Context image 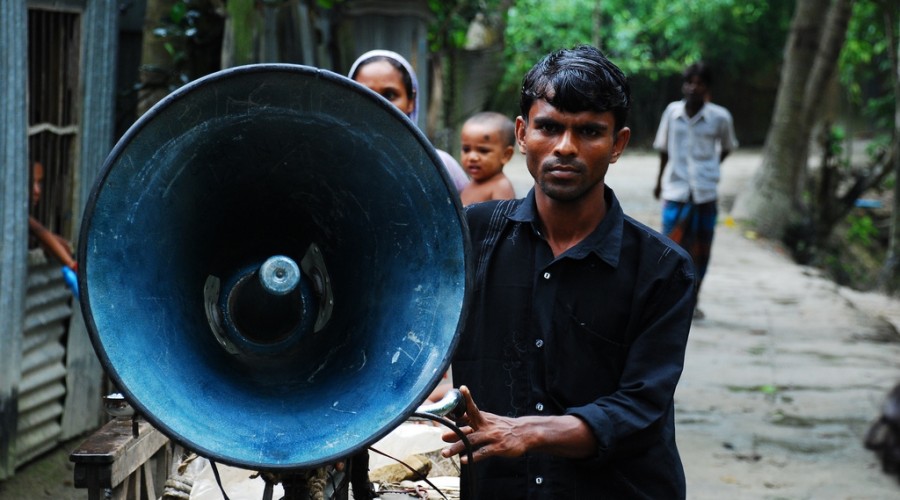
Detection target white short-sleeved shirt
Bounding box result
[653,100,738,204]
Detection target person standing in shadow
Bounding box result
[28,161,78,296]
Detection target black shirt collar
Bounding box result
[508,187,623,268]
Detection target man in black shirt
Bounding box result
[441,45,696,499]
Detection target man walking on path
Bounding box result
[653,62,737,319]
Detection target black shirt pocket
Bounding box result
[544,312,627,409]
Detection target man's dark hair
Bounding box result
[683,62,713,87]
[519,45,631,132]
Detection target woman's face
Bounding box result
[353,60,415,117]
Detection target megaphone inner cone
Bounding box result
[228,270,309,344]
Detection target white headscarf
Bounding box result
[348,50,420,123]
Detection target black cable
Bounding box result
[411,411,477,500]
[209,461,232,500]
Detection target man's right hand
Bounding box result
[440,386,530,464]
[440,386,598,463]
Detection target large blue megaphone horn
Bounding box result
[77,64,471,472]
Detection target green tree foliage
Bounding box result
[498,0,793,101]
[813,0,899,291]
[428,0,479,51]
[142,0,223,95]
[840,0,896,131]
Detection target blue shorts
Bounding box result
[662,200,717,284]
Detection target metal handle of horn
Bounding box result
[411,388,464,420]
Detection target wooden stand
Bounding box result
[70,417,173,500]
[69,417,352,499]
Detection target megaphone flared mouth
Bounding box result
[78,64,471,471]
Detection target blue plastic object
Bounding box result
[61,265,79,298]
[77,64,471,472]
[854,199,883,209]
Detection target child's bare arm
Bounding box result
[491,174,516,201]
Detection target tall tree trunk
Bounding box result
[799,0,853,194]
[733,0,852,240]
[882,1,900,292]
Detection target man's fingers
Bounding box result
[441,387,489,461]
[441,425,473,444]
[441,441,467,459]
[459,385,484,429]
[442,439,487,464]
[442,422,481,460]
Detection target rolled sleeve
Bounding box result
[566,255,695,462]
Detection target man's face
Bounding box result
[682,75,708,105]
[516,99,629,202]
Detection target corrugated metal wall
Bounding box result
[15,250,72,467]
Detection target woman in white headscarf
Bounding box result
[349,50,470,193]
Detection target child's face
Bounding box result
[353,60,415,117]
[460,122,514,182]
